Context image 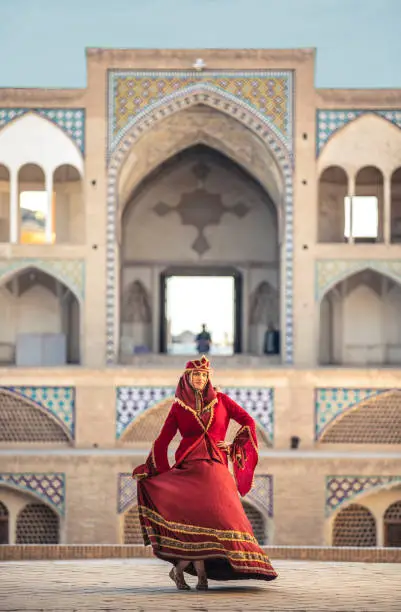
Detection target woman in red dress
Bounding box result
[132,356,278,590]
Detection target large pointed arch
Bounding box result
[116,124,285,242]
[106,86,294,365]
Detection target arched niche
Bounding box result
[0,266,80,366]
[120,279,152,359]
[0,500,9,544]
[249,281,279,355]
[53,164,84,244]
[319,269,401,366]
[0,388,72,445]
[332,503,376,547]
[16,502,59,544]
[320,390,401,444]
[384,500,401,547]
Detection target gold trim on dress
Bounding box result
[138,505,258,543]
[156,550,278,575]
[148,533,271,562]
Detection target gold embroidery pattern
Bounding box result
[138,505,258,544]
[156,550,277,575]
[149,533,271,562]
[234,425,258,454]
[174,397,218,430]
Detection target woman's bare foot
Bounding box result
[196,572,209,591]
[169,567,191,590]
[193,560,208,590]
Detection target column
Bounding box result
[384,174,391,244]
[241,267,249,353]
[152,265,160,353]
[9,169,18,243]
[347,174,355,244]
[45,171,53,243]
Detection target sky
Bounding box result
[0,0,400,89]
[166,276,234,342]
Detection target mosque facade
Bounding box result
[0,48,400,550]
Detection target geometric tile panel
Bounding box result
[223,388,274,444]
[3,387,75,438]
[0,258,85,300]
[116,387,274,441]
[118,472,273,516]
[0,473,65,515]
[315,388,389,440]
[246,474,274,518]
[116,387,175,439]
[109,71,294,155]
[106,71,294,366]
[0,108,85,153]
[118,473,137,514]
[317,109,401,155]
[315,259,401,301]
[325,475,401,516]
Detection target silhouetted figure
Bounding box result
[196,324,212,354]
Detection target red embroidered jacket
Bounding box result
[132,392,258,496]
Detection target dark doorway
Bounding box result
[385,522,401,547]
[160,268,242,355]
[0,501,9,544]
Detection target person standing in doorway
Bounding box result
[196,324,212,354]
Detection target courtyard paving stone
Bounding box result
[0,558,400,611]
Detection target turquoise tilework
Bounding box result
[326,475,401,516]
[4,387,75,439]
[116,387,274,442]
[317,109,401,155]
[0,108,85,153]
[315,388,388,440]
[0,472,65,515]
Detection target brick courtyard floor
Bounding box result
[0,558,400,611]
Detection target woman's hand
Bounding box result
[217,441,231,455]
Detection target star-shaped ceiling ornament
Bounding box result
[153,188,250,256]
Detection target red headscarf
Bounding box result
[175,355,217,413]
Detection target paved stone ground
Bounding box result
[0,558,400,611]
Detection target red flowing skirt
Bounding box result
[137,453,278,582]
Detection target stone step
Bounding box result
[119,354,281,369]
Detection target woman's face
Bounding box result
[191,370,208,390]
